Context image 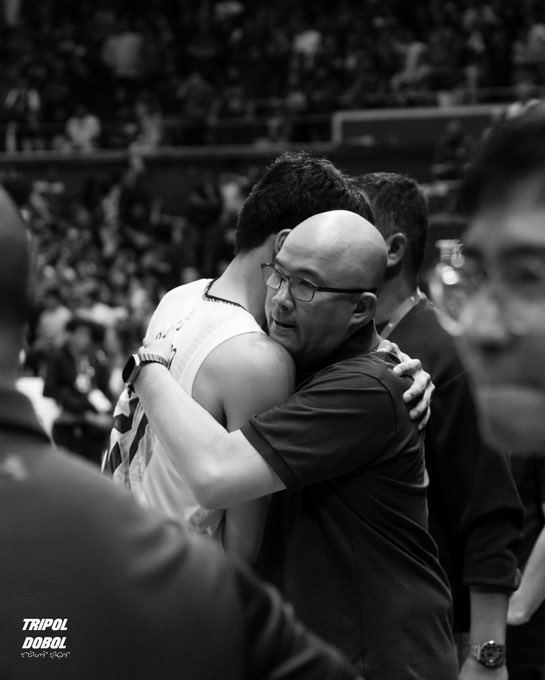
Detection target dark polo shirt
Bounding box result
[241,330,458,680]
[0,388,358,680]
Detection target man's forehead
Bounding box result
[274,247,322,280]
[465,200,545,256]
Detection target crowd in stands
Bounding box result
[1,0,545,149]
[4,157,251,423]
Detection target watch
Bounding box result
[122,352,170,393]
[470,641,506,669]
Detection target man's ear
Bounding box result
[385,232,408,268]
[350,292,377,329]
[274,229,292,255]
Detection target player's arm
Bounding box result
[194,333,295,561]
[134,333,290,509]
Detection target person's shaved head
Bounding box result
[0,186,31,328]
[282,209,387,291]
[266,210,386,368]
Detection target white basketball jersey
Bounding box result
[107,278,264,540]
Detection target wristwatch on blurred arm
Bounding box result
[122,352,169,394]
[470,641,506,669]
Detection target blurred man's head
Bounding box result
[263,210,386,368]
[0,186,31,385]
[234,151,372,256]
[356,172,428,282]
[453,108,545,452]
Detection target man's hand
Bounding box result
[507,590,532,626]
[378,338,434,430]
[459,655,508,680]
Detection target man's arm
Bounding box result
[507,504,545,625]
[134,347,288,510]
[135,327,431,511]
[460,590,508,680]
[193,332,295,561]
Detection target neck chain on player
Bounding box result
[203,279,247,310]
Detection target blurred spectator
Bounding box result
[130,94,163,153]
[176,70,215,145]
[43,316,114,465]
[210,67,254,144]
[101,15,146,86]
[431,119,474,181]
[506,76,542,118]
[65,104,102,151]
[3,75,42,151]
[186,167,223,275]
[26,289,71,377]
[391,32,431,101]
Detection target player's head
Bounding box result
[355,172,428,280]
[234,151,373,255]
[264,210,386,368]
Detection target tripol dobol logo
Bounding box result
[21,619,70,659]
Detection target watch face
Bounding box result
[480,642,505,668]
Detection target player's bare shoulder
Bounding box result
[207,331,295,387]
[193,330,295,423]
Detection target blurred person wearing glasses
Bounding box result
[357,172,522,680]
[125,209,458,680]
[105,152,431,564]
[430,108,545,680]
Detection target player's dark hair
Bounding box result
[235,151,373,254]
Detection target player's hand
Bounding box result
[378,339,434,430]
[140,325,176,363]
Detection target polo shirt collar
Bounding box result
[0,387,50,441]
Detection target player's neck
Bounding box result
[210,253,268,326]
[375,271,418,326]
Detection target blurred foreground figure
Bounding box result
[359,172,522,680]
[0,186,360,679]
[430,107,545,455]
[430,107,545,680]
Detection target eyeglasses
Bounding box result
[261,262,376,303]
[427,248,545,334]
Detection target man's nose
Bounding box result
[272,278,293,308]
[460,289,515,350]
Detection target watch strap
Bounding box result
[125,352,170,394]
[138,352,170,369]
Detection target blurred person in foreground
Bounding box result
[430,107,545,680]
[357,172,522,680]
[0,186,361,680]
[127,209,458,680]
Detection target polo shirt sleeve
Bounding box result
[240,364,406,490]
